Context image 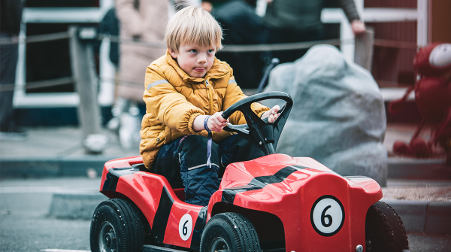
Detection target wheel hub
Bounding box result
[99,221,117,251]
[104,232,115,247]
[210,237,229,252]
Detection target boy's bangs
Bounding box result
[181,25,220,49]
[165,6,223,52]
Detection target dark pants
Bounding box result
[267,27,325,64]
[153,134,265,206]
[0,32,19,131]
[212,1,269,45]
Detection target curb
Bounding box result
[0,156,125,178]
[384,200,451,234]
[388,158,451,180]
[49,192,107,220]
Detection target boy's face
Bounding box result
[170,43,216,78]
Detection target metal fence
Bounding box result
[0,27,417,92]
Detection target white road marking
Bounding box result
[0,187,98,193]
[40,250,90,252]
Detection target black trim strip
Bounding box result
[249,166,304,187]
[102,167,138,191]
[221,189,239,204]
[221,185,260,204]
[190,206,208,249]
[221,165,308,204]
[152,186,175,243]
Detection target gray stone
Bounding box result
[265,44,387,186]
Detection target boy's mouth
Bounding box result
[194,68,205,72]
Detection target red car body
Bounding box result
[99,152,382,251]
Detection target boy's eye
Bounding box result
[189,49,197,54]
[208,49,215,54]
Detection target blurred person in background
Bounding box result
[96,7,120,69]
[0,0,25,140]
[113,0,170,149]
[201,0,366,85]
[111,0,198,149]
[263,0,366,63]
[201,0,267,89]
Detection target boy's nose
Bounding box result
[198,54,207,63]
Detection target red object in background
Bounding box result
[388,43,451,165]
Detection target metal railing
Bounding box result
[0,27,419,92]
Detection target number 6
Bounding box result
[321,205,332,227]
[310,195,345,237]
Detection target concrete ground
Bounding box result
[0,126,138,159]
[383,178,451,202]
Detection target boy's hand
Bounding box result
[208,112,228,132]
[261,105,281,123]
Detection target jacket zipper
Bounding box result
[206,79,213,115]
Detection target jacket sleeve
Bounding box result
[115,0,144,37]
[222,76,269,125]
[144,67,204,134]
[339,0,361,23]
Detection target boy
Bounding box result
[140,6,280,206]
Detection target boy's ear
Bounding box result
[169,49,178,59]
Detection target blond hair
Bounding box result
[164,6,223,53]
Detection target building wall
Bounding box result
[431,0,451,43]
[364,0,418,87]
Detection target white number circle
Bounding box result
[310,196,345,236]
[179,214,193,241]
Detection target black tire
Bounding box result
[365,201,409,252]
[90,198,145,252]
[200,212,261,252]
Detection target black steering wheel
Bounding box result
[222,91,293,155]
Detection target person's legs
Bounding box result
[268,28,325,64]
[217,134,266,174]
[152,134,266,206]
[107,97,141,149]
[178,134,266,205]
[153,135,221,206]
[0,33,25,140]
[178,136,221,206]
[212,1,268,45]
[212,1,271,89]
[152,136,185,189]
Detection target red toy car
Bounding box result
[90,92,409,252]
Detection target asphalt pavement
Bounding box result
[1,177,450,252]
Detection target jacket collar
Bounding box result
[165,50,229,84]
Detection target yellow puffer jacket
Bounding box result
[140,51,269,170]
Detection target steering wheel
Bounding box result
[222,91,293,155]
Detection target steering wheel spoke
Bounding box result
[225,123,249,134]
